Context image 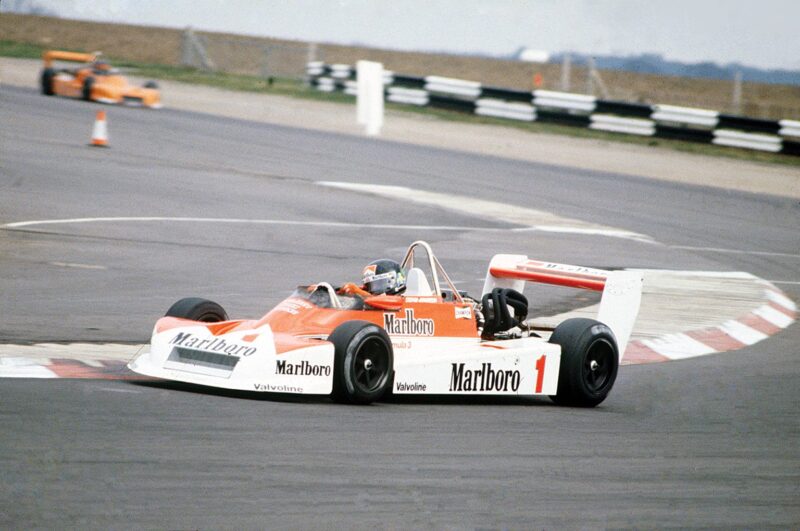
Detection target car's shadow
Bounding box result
[128,379,555,407]
[128,379,319,403]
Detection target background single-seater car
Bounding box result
[40,50,161,108]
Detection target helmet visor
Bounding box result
[364,271,396,294]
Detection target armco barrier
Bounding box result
[651,105,719,128]
[533,90,596,113]
[388,87,428,106]
[590,115,655,136]
[712,130,782,152]
[306,63,800,156]
[425,76,482,98]
[476,99,536,121]
[778,119,800,138]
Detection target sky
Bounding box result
[6,0,800,70]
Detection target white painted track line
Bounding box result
[669,245,800,259]
[317,181,656,243]
[2,217,503,233]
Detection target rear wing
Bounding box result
[43,50,97,68]
[482,254,642,358]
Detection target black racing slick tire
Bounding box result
[82,76,95,101]
[328,320,393,405]
[41,68,56,95]
[144,80,159,89]
[165,297,228,322]
[548,318,619,407]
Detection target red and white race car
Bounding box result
[129,241,642,407]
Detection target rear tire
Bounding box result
[165,297,228,322]
[144,80,159,89]
[328,320,393,405]
[41,68,56,95]
[82,76,95,101]
[548,318,618,407]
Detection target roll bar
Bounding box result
[400,241,463,303]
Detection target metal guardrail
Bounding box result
[712,130,782,152]
[475,99,536,121]
[590,115,656,136]
[533,90,596,113]
[651,105,719,128]
[778,119,800,138]
[306,62,800,156]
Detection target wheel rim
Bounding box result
[352,336,389,393]
[582,338,615,393]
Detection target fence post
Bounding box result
[181,27,215,71]
[732,71,742,115]
[591,65,609,99]
[561,54,571,92]
[307,42,318,64]
[260,46,270,78]
[181,27,193,67]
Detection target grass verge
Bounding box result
[0,40,46,59]
[2,40,797,167]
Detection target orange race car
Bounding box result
[40,50,161,108]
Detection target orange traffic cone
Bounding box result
[89,110,109,147]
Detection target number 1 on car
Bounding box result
[535,354,546,394]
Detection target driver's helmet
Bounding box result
[93,61,112,73]
[362,259,406,295]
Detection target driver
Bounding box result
[91,60,118,75]
[92,60,111,74]
[339,259,407,297]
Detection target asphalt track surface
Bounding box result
[1,85,799,528]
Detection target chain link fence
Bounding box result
[181,28,316,80]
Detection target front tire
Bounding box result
[41,68,55,95]
[548,318,618,407]
[165,297,228,322]
[82,76,95,101]
[328,320,393,405]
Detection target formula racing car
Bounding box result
[129,241,642,407]
[40,50,161,108]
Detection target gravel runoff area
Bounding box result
[2,57,798,199]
